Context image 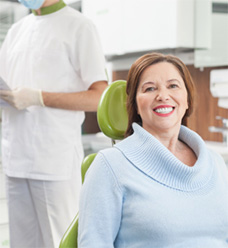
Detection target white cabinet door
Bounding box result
[194,1,228,67]
[82,0,208,56]
[82,0,124,55]
[121,0,179,53]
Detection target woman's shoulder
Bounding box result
[98,146,127,166]
[86,146,129,179]
[209,148,228,170]
[83,147,126,193]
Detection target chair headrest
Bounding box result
[97,80,128,140]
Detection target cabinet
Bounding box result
[82,0,210,57]
[82,0,123,56]
[194,0,228,67]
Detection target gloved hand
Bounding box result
[0,87,45,110]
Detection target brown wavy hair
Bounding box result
[125,53,195,137]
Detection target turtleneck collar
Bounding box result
[32,0,66,16]
[115,123,214,192]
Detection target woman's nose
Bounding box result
[156,88,169,101]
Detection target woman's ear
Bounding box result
[186,98,189,110]
[136,103,140,115]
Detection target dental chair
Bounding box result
[59,80,128,248]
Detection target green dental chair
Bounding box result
[59,80,128,248]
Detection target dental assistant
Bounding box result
[0,0,107,246]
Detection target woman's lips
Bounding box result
[153,105,175,116]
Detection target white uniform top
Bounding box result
[0,6,107,180]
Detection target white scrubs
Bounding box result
[0,2,107,247]
[6,165,81,248]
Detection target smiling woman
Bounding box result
[136,62,189,138]
[126,54,197,167]
[78,53,228,248]
[125,53,195,137]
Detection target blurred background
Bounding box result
[0,0,228,140]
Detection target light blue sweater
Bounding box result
[78,123,228,247]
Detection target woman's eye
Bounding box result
[169,84,178,89]
[145,87,156,92]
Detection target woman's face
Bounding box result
[136,62,188,135]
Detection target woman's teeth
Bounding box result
[155,107,173,114]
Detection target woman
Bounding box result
[78,53,228,247]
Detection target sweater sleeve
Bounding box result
[78,152,123,248]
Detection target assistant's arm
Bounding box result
[0,80,107,111]
[42,80,107,111]
[78,152,123,247]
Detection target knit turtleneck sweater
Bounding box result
[78,123,228,248]
[116,123,213,192]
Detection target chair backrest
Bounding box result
[59,153,97,248]
[59,80,128,248]
[81,153,97,184]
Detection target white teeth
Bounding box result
[155,107,173,114]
